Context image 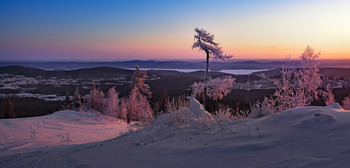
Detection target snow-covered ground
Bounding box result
[0,111,131,156]
[1,102,350,168]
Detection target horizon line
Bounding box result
[1,58,350,62]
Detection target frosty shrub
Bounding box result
[235,109,250,120]
[166,98,190,126]
[249,97,276,118]
[192,76,235,101]
[322,84,335,106]
[213,108,234,124]
[168,108,190,126]
[193,116,213,128]
[342,95,350,110]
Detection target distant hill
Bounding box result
[1,60,349,70]
[0,66,49,77]
[0,60,288,70]
[0,66,134,78]
[252,68,350,78]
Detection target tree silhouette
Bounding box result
[5,99,14,118]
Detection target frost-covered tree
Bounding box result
[251,46,323,118]
[119,98,127,120]
[125,88,153,124]
[72,87,83,110]
[192,28,232,107]
[86,85,105,113]
[125,66,153,124]
[273,59,298,111]
[131,66,151,98]
[322,84,335,106]
[273,46,322,110]
[294,46,322,106]
[342,95,350,110]
[192,76,235,101]
[105,87,120,117]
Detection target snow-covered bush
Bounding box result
[168,108,190,126]
[166,97,190,113]
[213,108,234,124]
[342,95,350,110]
[192,76,235,101]
[322,84,335,106]
[156,97,216,127]
[249,97,276,118]
[166,97,190,126]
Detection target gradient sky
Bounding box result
[1,0,349,61]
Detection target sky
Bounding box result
[0,0,349,61]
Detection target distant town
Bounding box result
[1,67,350,102]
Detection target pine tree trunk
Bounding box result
[203,51,210,108]
[127,113,131,123]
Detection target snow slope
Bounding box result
[0,110,131,156]
[1,104,350,168]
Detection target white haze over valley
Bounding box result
[125,68,268,75]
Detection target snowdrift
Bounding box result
[152,97,213,127]
[1,103,350,168]
[0,110,130,156]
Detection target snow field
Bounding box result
[0,110,132,156]
[1,102,350,168]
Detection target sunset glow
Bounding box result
[1,0,349,61]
